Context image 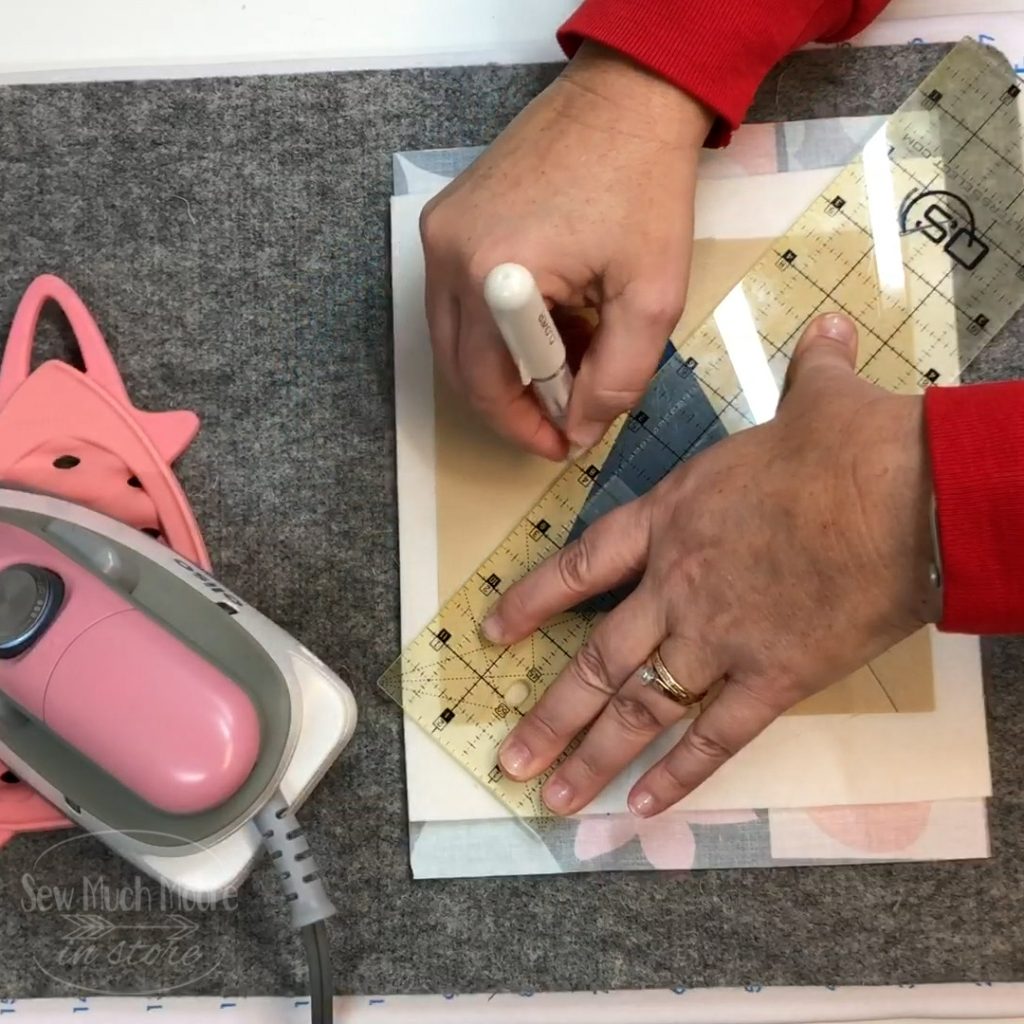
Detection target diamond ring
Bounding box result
[638,648,703,706]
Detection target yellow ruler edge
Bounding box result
[380,39,1024,820]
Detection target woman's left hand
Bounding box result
[482,313,941,818]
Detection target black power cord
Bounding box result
[256,792,336,1024]
[302,920,333,1023]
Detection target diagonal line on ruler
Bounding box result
[898,249,1005,338]
[924,94,1024,238]
[422,627,507,715]
[934,95,1022,177]
[774,294,829,355]
[693,371,739,411]
[885,267,949,346]
[971,218,1024,266]
[948,95,1005,164]
[604,240,889,504]
[777,247,873,329]
[538,625,572,660]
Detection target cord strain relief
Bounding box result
[256,792,336,930]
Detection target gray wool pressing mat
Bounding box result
[1,42,1024,999]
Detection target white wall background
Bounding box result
[0,1,1021,84]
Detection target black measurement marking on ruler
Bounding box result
[823,193,847,216]
[833,197,958,356]
[859,162,1021,369]
[776,246,874,331]
[428,628,452,650]
[477,571,502,595]
[433,708,456,731]
[420,613,512,725]
[859,334,926,382]
[638,404,715,466]
[881,272,951,364]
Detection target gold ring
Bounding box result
[637,648,703,707]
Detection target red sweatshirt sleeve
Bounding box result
[925,384,1024,634]
[558,1,894,145]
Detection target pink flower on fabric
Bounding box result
[575,809,758,870]
[804,802,931,853]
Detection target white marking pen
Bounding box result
[483,263,574,429]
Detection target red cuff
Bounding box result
[558,0,887,146]
[925,382,1024,635]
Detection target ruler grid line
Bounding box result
[936,98,1021,179]
[879,274,949,364]
[780,249,875,343]
[947,96,1004,164]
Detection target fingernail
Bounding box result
[568,444,585,462]
[568,420,605,451]
[544,777,574,812]
[816,313,856,347]
[629,790,656,818]
[481,614,505,644]
[499,739,531,777]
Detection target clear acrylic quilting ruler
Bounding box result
[379,39,1024,820]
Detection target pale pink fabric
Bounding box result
[575,809,759,869]
[805,802,932,852]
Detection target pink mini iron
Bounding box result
[0,485,357,848]
[0,490,354,1024]
[0,529,260,815]
[0,274,215,844]
[0,279,356,1024]
[0,275,355,876]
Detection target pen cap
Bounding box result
[484,264,566,383]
